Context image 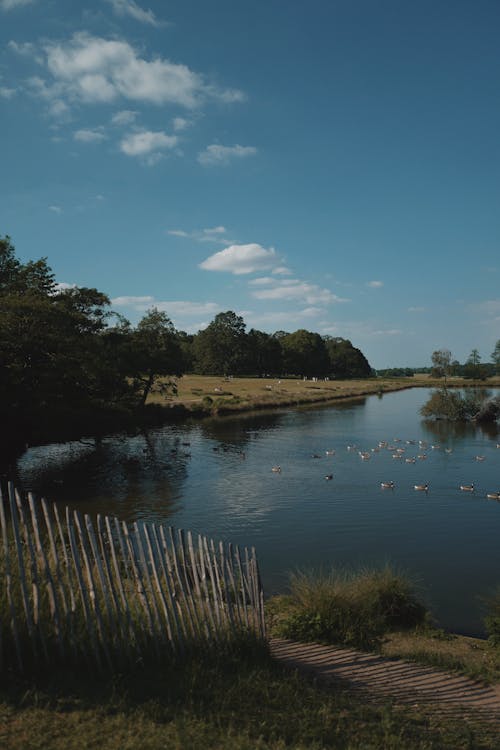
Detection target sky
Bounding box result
[1,0,499,369]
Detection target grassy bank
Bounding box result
[148,374,500,417]
[1,640,499,750]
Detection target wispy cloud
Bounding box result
[167,226,232,243]
[200,243,278,275]
[111,295,220,319]
[366,280,383,288]
[252,280,348,306]
[105,0,164,27]
[48,205,62,214]
[74,127,107,143]
[408,306,425,313]
[111,109,138,126]
[1,0,34,10]
[197,143,257,167]
[0,86,16,98]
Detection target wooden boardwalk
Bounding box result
[270,638,500,719]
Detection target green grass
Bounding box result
[1,640,500,749]
[267,565,428,650]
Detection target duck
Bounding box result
[475,456,485,462]
[381,481,395,489]
[417,454,427,460]
[325,474,333,481]
[444,448,453,454]
[486,492,500,500]
[325,449,336,456]
[459,483,474,491]
[414,483,429,491]
[271,466,281,473]
[405,457,416,464]
[359,451,371,460]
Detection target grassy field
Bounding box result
[147,374,500,416]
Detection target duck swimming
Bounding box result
[459,483,474,491]
[414,483,429,491]
[381,481,395,489]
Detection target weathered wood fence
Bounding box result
[0,483,265,673]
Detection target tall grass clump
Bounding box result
[269,565,428,650]
[483,587,500,646]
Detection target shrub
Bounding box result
[271,565,428,650]
[484,588,500,646]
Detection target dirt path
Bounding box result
[270,638,500,719]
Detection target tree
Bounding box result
[431,349,452,383]
[281,329,330,377]
[246,329,283,376]
[491,340,500,375]
[130,309,183,405]
[193,311,248,375]
[324,336,372,379]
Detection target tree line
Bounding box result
[431,347,500,382]
[0,236,371,451]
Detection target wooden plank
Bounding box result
[197,533,216,636]
[14,488,49,664]
[28,493,65,659]
[142,523,174,646]
[234,546,249,629]
[7,484,37,663]
[121,520,157,650]
[105,515,137,659]
[151,524,185,648]
[66,507,102,670]
[167,527,196,638]
[133,522,163,643]
[0,485,23,671]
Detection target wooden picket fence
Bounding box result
[0,483,266,673]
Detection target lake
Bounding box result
[11,387,500,636]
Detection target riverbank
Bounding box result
[149,374,500,418]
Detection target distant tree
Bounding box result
[324,336,372,379]
[431,349,452,383]
[246,329,283,376]
[491,340,500,374]
[463,349,486,380]
[193,311,247,375]
[130,308,183,405]
[281,329,330,377]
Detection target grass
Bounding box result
[266,565,429,650]
[147,374,500,417]
[1,640,500,750]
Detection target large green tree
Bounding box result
[193,311,248,375]
[129,309,184,405]
[281,329,330,377]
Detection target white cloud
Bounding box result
[408,306,425,313]
[74,127,106,142]
[111,296,220,318]
[105,0,163,27]
[252,281,348,306]
[35,32,244,111]
[367,280,383,288]
[248,277,275,286]
[48,205,62,213]
[272,266,292,275]
[197,143,257,167]
[172,116,190,131]
[1,0,34,10]
[167,226,233,244]
[167,229,189,237]
[54,281,77,291]
[120,129,178,163]
[8,40,36,55]
[200,243,278,275]
[0,86,16,98]
[111,109,138,126]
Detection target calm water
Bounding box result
[11,388,500,635]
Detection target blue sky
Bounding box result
[1,0,499,369]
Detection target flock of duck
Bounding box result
[271,438,500,500]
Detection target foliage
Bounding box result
[431,349,452,381]
[484,588,500,647]
[268,565,428,650]
[193,310,248,375]
[420,388,498,422]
